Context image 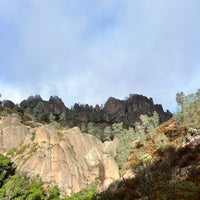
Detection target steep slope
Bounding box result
[93,89,200,200]
[0,113,119,196]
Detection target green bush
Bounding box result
[0,153,13,187]
[64,180,98,200]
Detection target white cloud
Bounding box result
[0,0,200,111]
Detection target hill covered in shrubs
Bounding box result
[94,89,200,200]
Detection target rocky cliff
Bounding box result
[11,94,171,131]
[0,113,119,196]
[104,94,171,125]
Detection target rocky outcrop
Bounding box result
[16,94,171,130]
[0,114,119,196]
[104,94,171,125]
[20,95,68,117]
[0,114,28,151]
[2,100,16,110]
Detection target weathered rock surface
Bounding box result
[104,94,171,124]
[17,93,171,130]
[99,155,120,191]
[0,114,119,196]
[0,114,28,151]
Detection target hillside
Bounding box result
[94,89,200,200]
[1,90,200,199]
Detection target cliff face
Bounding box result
[104,94,171,125]
[16,94,171,129]
[0,113,119,196]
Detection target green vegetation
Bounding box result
[6,148,16,156]
[16,144,29,154]
[1,89,200,199]
[0,153,61,200]
[31,132,36,141]
[0,106,12,117]
[95,144,200,200]
[85,112,160,170]
[94,88,200,200]
[112,123,135,169]
[64,180,98,200]
[0,153,101,199]
[0,154,14,187]
[174,89,200,129]
[57,131,64,138]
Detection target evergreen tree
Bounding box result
[176,92,185,112]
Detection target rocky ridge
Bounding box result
[2,94,171,129]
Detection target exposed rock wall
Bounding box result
[104,94,171,124]
[0,114,28,151]
[0,114,119,196]
[17,94,171,128]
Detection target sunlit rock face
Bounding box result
[0,113,28,151]
[0,114,119,196]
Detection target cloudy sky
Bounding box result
[0,0,200,111]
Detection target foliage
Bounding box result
[94,144,200,200]
[31,132,36,141]
[16,144,29,154]
[139,111,159,135]
[64,180,98,200]
[0,106,12,117]
[174,88,200,129]
[94,89,200,199]
[0,154,61,200]
[47,186,60,200]
[57,131,64,138]
[0,154,14,187]
[113,124,135,169]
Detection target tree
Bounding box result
[176,92,185,112]
[0,154,13,187]
[196,88,200,98]
[47,186,60,200]
[152,111,159,127]
[102,126,113,141]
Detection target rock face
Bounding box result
[104,94,171,125]
[18,94,171,130]
[2,100,16,110]
[99,155,120,191]
[20,95,68,118]
[0,114,28,151]
[0,114,119,196]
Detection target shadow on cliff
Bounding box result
[93,144,200,200]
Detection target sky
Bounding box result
[0,0,200,112]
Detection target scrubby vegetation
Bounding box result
[0,153,61,200]
[93,88,200,200]
[1,89,200,199]
[64,180,98,200]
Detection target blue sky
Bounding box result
[0,0,200,111]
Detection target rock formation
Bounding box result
[16,94,171,131]
[0,113,119,196]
